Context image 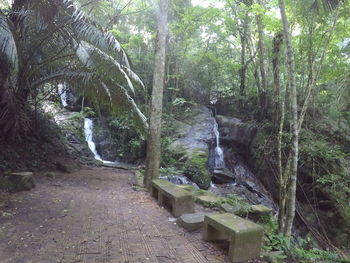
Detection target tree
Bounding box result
[0,0,147,139]
[144,0,169,188]
[278,0,299,237]
[277,0,342,236]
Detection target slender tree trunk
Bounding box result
[272,32,287,230]
[273,33,283,128]
[144,0,168,189]
[278,0,299,237]
[239,30,247,99]
[256,6,268,119]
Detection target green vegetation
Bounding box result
[263,217,348,263]
[1,0,350,260]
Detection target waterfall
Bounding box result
[213,121,225,168]
[58,83,68,107]
[84,118,115,164]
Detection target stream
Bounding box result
[163,110,277,211]
[59,87,276,209]
[59,85,116,164]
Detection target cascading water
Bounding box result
[84,118,116,164]
[58,83,68,107]
[57,84,115,164]
[160,175,199,188]
[213,122,225,168]
[84,118,103,162]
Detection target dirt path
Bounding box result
[0,167,234,263]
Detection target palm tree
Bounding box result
[0,0,147,139]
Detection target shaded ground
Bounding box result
[0,167,244,263]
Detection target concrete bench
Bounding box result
[203,213,263,263]
[151,179,194,217]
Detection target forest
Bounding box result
[0,0,349,262]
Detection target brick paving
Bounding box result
[0,167,232,263]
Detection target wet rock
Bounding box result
[160,175,198,188]
[216,115,257,147]
[212,168,235,184]
[94,118,117,162]
[168,106,216,189]
[177,212,207,231]
[0,172,35,192]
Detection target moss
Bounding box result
[184,151,211,189]
[176,184,197,192]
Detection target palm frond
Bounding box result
[76,41,143,95]
[309,0,343,13]
[29,69,148,133]
[59,0,130,67]
[0,10,18,70]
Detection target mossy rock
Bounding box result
[184,151,211,189]
[249,205,272,222]
[0,172,35,192]
[196,195,220,207]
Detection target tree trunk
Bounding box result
[272,32,287,230]
[144,0,168,189]
[256,6,268,119]
[239,30,247,99]
[278,0,299,237]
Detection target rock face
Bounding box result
[94,118,118,162]
[212,168,235,184]
[0,172,35,192]
[216,115,257,147]
[168,106,216,189]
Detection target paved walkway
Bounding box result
[0,167,235,263]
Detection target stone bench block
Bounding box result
[177,212,207,231]
[151,179,194,217]
[203,213,263,263]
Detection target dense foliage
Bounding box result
[0,0,147,140]
[0,0,349,260]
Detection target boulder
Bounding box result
[94,118,117,162]
[216,115,257,147]
[0,172,35,192]
[212,168,235,184]
[168,106,216,189]
[177,212,207,231]
[249,205,272,222]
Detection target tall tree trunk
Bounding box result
[272,32,287,230]
[256,6,268,119]
[239,30,247,100]
[144,0,168,189]
[278,0,299,237]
